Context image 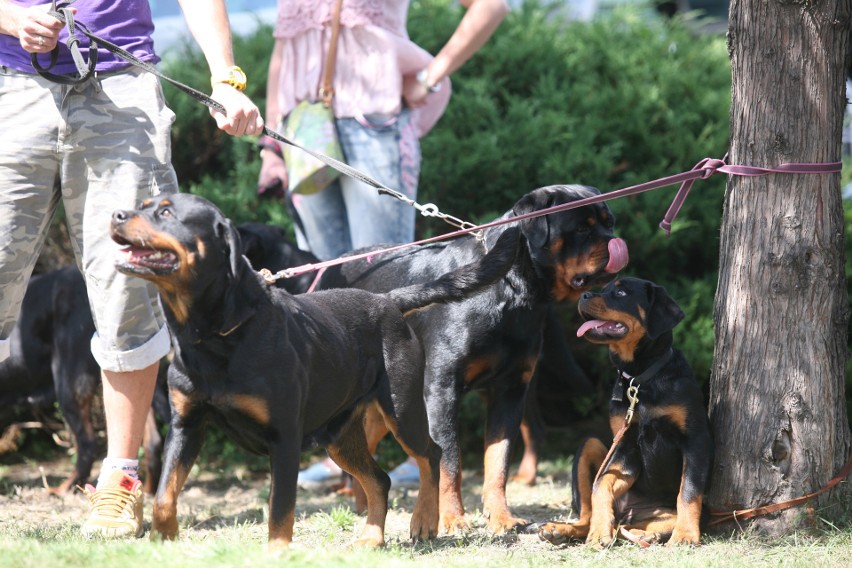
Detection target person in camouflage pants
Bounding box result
[0,0,263,538]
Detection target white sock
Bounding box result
[97,457,139,488]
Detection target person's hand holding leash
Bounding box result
[210,82,263,137]
[1,2,68,54]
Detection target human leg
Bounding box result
[287,180,351,260]
[337,110,420,248]
[0,68,63,360]
[60,69,177,537]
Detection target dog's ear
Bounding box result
[644,281,685,339]
[512,188,557,268]
[512,188,552,252]
[217,218,245,280]
[217,218,256,335]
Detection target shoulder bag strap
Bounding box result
[320,0,344,108]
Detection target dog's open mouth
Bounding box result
[576,318,627,339]
[114,241,180,275]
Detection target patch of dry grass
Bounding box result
[1,456,851,567]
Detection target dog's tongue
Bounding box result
[577,319,608,338]
[605,238,629,273]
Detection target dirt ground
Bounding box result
[0,451,574,546]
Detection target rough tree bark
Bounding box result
[708,0,852,533]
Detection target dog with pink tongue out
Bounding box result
[538,276,712,548]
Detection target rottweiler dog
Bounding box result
[109,193,520,547]
[316,184,629,533]
[538,277,712,547]
[0,224,311,495]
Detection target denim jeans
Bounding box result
[289,108,420,261]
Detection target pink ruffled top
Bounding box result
[274,0,450,137]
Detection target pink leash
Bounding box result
[263,156,842,286]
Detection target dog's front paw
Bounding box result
[668,526,701,546]
[586,521,617,548]
[485,510,529,534]
[410,505,439,541]
[538,521,586,546]
[439,511,469,534]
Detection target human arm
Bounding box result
[256,38,288,198]
[176,0,263,136]
[0,0,65,54]
[403,0,509,106]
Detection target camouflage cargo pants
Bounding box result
[0,66,176,371]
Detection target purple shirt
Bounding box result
[0,0,158,74]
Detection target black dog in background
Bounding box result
[0,221,316,494]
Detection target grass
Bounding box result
[2,456,852,567]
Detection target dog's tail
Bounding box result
[388,226,520,316]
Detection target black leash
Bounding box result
[34,3,477,233]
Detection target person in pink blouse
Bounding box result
[257,0,509,492]
[258,0,508,260]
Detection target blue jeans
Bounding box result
[289,109,420,261]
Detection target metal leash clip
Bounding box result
[624,378,639,425]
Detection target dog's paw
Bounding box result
[538,521,586,546]
[667,526,701,546]
[486,511,530,534]
[586,522,617,548]
[439,511,469,535]
[353,524,385,548]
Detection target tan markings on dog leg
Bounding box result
[648,404,689,433]
[587,464,635,548]
[267,509,294,547]
[464,354,498,384]
[222,394,270,425]
[169,388,196,418]
[512,419,538,485]
[327,440,387,548]
[482,437,528,533]
[151,462,189,540]
[408,454,439,540]
[576,438,608,526]
[370,403,438,541]
[669,462,703,546]
[345,403,389,514]
[438,462,466,533]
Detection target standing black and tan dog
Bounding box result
[316,184,629,533]
[538,277,712,547]
[109,193,519,547]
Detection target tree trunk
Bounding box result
[708,0,852,533]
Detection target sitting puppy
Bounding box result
[538,277,712,547]
[109,193,519,547]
